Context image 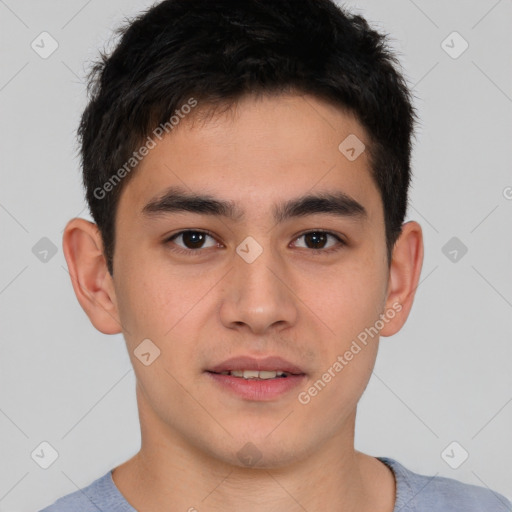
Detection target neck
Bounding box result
[112,387,395,512]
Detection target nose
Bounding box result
[219,243,298,335]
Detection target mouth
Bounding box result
[210,369,293,380]
[207,355,305,375]
[205,356,306,401]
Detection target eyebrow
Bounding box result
[142,185,367,223]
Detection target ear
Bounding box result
[62,218,122,335]
[380,220,424,337]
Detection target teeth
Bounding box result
[258,371,279,379]
[243,370,260,379]
[220,370,289,379]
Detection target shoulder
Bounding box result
[38,469,135,512]
[377,457,512,512]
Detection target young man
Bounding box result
[40,0,511,510]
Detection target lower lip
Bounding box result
[205,372,306,401]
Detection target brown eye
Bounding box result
[292,231,344,251]
[167,230,218,251]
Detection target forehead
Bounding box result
[118,93,383,224]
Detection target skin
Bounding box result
[63,93,423,512]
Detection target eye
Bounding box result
[164,229,346,256]
[291,230,345,252]
[165,230,220,253]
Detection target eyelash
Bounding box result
[164,229,346,256]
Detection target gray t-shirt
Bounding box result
[39,456,512,511]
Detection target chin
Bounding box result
[213,432,308,470]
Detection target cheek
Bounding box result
[317,256,388,402]
[113,263,168,349]
[304,259,387,344]
[113,258,214,348]
[301,268,385,419]
[114,270,207,398]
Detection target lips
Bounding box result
[206,355,305,376]
[205,355,307,400]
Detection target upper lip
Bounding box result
[207,356,305,375]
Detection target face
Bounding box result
[106,93,401,467]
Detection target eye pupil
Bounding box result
[183,231,205,249]
[305,232,327,249]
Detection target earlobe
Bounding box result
[62,218,122,335]
[380,221,424,337]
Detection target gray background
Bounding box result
[0,0,511,510]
